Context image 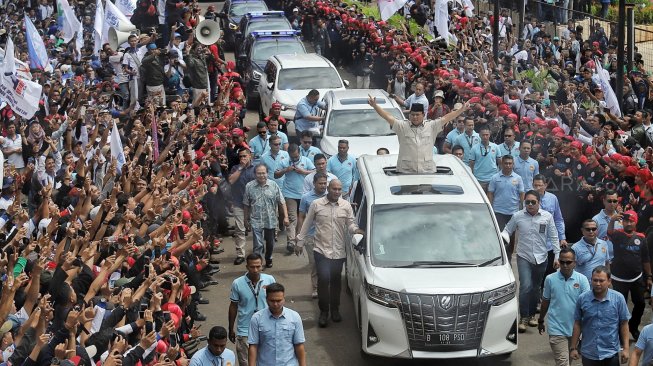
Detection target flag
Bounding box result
[0,38,43,119]
[94,0,104,54]
[110,122,126,174]
[435,0,453,45]
[58,0,81,43]
[462,0,475,17]
[115,0,137,18]
[25,16,50,70]
[103,0,134,44]
[378,0,407,21]
[595,57,622,117]
[75,18,83,61]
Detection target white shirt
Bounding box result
[2,134,23,169]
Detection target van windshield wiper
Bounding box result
[478,256,502,267]
[393,261,476,268]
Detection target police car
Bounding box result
[238,30,306,107]
[218,0,268,50]
[235,11,292,55]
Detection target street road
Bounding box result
[194,2,651,364]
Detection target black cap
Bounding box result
[410,103,424,113]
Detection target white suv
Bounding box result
[348,154,518,360]
[257,53,348,133]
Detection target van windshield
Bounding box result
[326,109,399,137]
[278,67,342,90]
[370,203,503,267]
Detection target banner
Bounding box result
[103,0,134,44]
[57,0,81,43]
[462,0,475,17]
[0,38,43,119]
[110,122,126,174]
[94,0,104,54]
[434,0,452,45]
[378,0,407,21]
[76,18,84,61]
[115,0,137,18]
[595,57,622,117]
[25,16,50,70]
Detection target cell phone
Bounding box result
[163,311,172,323]
[144,265,150,278]
[178,225,185,240]
[169,333,178,348]
[161,279,173,291]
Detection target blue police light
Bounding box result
[250,30,300,38]
[245,11,285,18]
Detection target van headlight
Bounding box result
[487,282,516,306]
[366,282,401,308]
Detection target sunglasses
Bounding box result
[238,155,249,158]
[583,227,598,231]
[524,200,538,206]
[271,143,281,146]
[606,199,618,203]
[559,260,574,265]
[504,135,514,137]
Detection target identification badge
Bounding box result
[539,224,546,234]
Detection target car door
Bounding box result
[258,61,276,113]
[347,182,364,295]
[351,196,367,305]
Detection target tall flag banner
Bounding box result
[0,38,43,119]
[462,0,475,17]
[94,0,105,53]
[595,57,622,117]
[110,122,126,174]
[25,16,50,70]
[76,19,84,61]
[57,0,81,43]
[435,0,454,45]
[103,0,134,43]
[378,0,407,21]
[115,0,137,18]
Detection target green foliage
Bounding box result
[589,3,653,24]
[518,69,559,93]
[350,0,434,40]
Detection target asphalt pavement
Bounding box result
[193,3,652,364]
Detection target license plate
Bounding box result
[425,333,465,345]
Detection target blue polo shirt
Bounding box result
[542,270,590,336]
[513,155,539,190]
[189,346,236,366]
[278,156,315,199]
[470,142,500,182]
[229,273,276,337]
[299,145,322,162]
[294,97,326,132]
[299,189,326,236]
[575,289,630,361]
[327,154,358,195]
[248,307,306,366]
[571,238,610,282]
[249,135,270,163]
[634,323,653,365]
[498,141,520,157]
[452,132,480,164]
[445,128,464,146]
[593,209,621,261]
[261,150,290,187]
[268,131,289,147]
[488,171,525,215]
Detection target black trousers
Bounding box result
[494,213,514,260]
[314,251,345,313]
[581,354,619,366]
[612,278,645,332]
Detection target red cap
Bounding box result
[570,141,583,150]
[624,210,639,224]
[182,210,191,220]
[232,128,245,137]
[624,166,639,177]
[507,113,518,121]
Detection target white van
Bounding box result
[347,154,518,360]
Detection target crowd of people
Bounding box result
[0,0,652,364]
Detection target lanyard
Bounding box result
[247,279,263,311]
[301,148,310,157]
[465,134,475,148]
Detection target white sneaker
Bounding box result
[311,291,318,299]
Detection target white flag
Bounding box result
[378,0,407,21]
[462,0,475,17]
[110,122,126,174]
[595,58,622,117]
[115,0,137,18]
[0,38,43,119]
[103,0,134,44]
[94,0,104,54]
[76,18,84,61]
[58,0,81,43]
[435,0,453,45]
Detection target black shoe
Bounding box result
[318,312,329,328]
[265,261,273,268]
[209,258,221,264]
[198,298,210,305]
[234,257,245,265]
[193,312,207,321]
[211,248,225,255]
[209,268,221,275]
[286,242,294,254]
[331,309,342,323]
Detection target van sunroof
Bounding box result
[390,184,463,195]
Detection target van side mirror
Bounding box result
[352,233,364,254]
[343,79,350,88]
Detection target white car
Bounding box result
[348,154,518,360]
[257,53,348,133]
[318,89,403,158]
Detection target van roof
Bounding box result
[357,154,488,205]
[324,89,399,110]
[272,53,332,69]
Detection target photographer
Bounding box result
[164,50,186,96]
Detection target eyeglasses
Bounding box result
[238,155,249,158]
[271,143,281,146]
[583,227,598,231]
[559,260,574,265]
[606,199,618,203]
[524,200,538,206]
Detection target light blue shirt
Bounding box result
[572,238,610,282]
[303,171,337,194]
[634,323,653,364]
[497,141,520,157]
[513,155,539,191]
[249,135,270,163]
[327,154,358,195]
[261,150,290,187]
[294,97,326,132]
[503,208,560,264]
[403,93,429,112]
[248,307,306,366]
[299,145,322,162]
[470,142,500,182]
[452,132,480,164]
[278,156,315,199]
[540,192,567,250]
[299,189,326,236]
[229,273,276,336]
[489,171,525,215]
[542,270,590,337]
[575,289,630,361]
[189,346,236,366]
[593,209,620,261]
[445,128,464,146]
